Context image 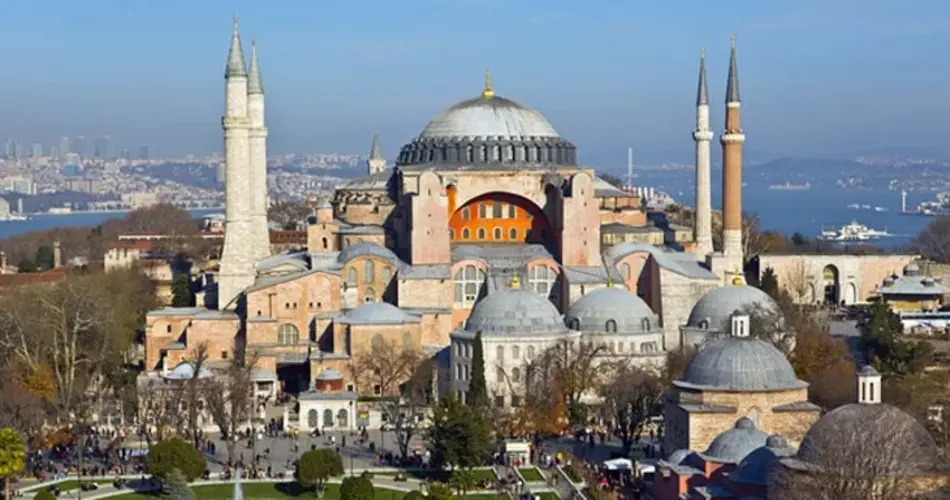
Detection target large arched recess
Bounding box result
[449,192,553,244]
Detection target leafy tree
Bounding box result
[468,332,488,408]
[162,468,195,500]
[170,274,194,307]
[758,267,780,300]
[426,395,491,470]
[339,475,374,500]
[403,491,426,500]
[34,245,54,271]
[15,259,36,273]
[425,482,455,500]
[296,448,343,495]
[790,232,808,246]
[147,437,205,482]
[449,469,477,498]
[860,302,933,376]
[0,428,25,500]
[33,490,56,500]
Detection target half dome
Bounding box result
[703,417,769,464]
[465,289,568,335]
[687,285,781,331]
[565,287,660,333]
[675,336,805,392]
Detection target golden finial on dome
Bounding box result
[732,265,744,285]
[482,67,494,99]
[510,273,520,289]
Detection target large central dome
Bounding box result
[419,95,560,140]
[395,73,578,169]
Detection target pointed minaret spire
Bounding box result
[248,39,264,94]
[697,48,709,106]
[226,15,247,78]
[726,35,740,104]
[369,134,383,161]
[367,134,386,175]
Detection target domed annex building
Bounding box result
[140,23,915,428]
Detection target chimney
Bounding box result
[856,365,881,404]
[53,240,62,268]
[730,314,750,337]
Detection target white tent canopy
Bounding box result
[603,458,633,471]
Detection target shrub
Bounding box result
[147,437,206,482]
[340,475,374,500]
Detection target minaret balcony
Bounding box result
[692,130,713,141]
[720,133,745,144]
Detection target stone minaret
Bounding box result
[367,134,386,175]
[247,39,271,261]
[218,16,256,309]
[692,49,714,257]
[720,35,746,266]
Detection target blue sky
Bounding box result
[1,0,948,165]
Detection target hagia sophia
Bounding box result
[137,18,950,496]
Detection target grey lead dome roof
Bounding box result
[419,95,560,140]
[465,289,569,335]
[703,417,769,464]
[337,242,398,264]
[337,302,420,325]
[675,336,805,392]
[687,285,780,331]
[565,287,660,333]
[731,435,795,485]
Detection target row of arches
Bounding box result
[448,192,553,245]
[306,408,348,428]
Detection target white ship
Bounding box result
[818,221,891,242]
[0,214,29,222]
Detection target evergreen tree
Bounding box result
[296,448,343,495]
[758,267,780,300]
[426,395,491,470]
[468,332,488,408]
[339,475,374,500]
[161,468,195,500]
[15,259,36,273]
[171,275,194,307]
[860,302,933,375]
[147,437,206,482]
[34,246,54,271]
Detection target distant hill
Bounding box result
[754,157,864,173]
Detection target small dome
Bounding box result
[465,289,569,335]
[796,403,942,474]
[703,417,769,464]
[732,435,795,485]
[419,95,560,140]
[316,368,343,381]
[337,242,398,264]
[687,285,781,331]
[565,287,660,333]
[337,302,419,325]
[667,449,693,465]
[165,362,213,381]
[675,336,805,392]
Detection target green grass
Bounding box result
[375,469,496,482]
[518,468,544,482]
[536,494,558,500]
[111,482,413,499]
[47,479,114,492]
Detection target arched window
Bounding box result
[569,318,580,330]
[511,367,521,382]
[479,203,487,219]
[492,202,503,218]
[381,267,392,282]
[528,265,557,299]
[364,261,375,283]
[278,323,300,345]
[606,320,617,333]
[508,204,516,218]
[364,287,376,303]
[453,265,485,306]
[346,268,357,286]
[620,262,631,279]
[641,318,651,331]
[496,345,504,360]
[462,207,470,221]
[371,334,385,350]
[337,409,348,428]
[462,228,471,239]
[527,346,535,359]
[322,237,328,250]
[477,228,486,240]
[509,228,518,240]
[699,319,710,330]
[308,409,318,428]
[493,227,502,240]
[512,346,520,359]
[323,409,334,428]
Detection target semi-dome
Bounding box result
[796,403,942,473]
[703,417,769,464]
[687,285,781,331]
[419,95,560,140]
[337,302,420,325]
[465,288,569,335]
[666,449,693,465]
[731,435,795,485]
[565,286,660,333]
[337,242,398,264]
[164,362,213,381]
[675,336,805,392]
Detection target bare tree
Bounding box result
[205,349,258,464]
[711,212,770,261]
[135,377,186,446]
[526,340,607,427]
[185,343,212,448]
[737,303,796,356]
[782,260,812,305]
[913,216,950,264]
[350,341,429,459]
[770,405,935,500]
[599,362,665,456]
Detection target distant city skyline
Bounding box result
[0,0,948,165]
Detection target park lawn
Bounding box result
[376,469,496,482]
[536,493,558,500]
[110,482,500,499]
[50,479,115,491]
[518,468,544,482]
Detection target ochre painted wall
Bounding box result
[449,192,552,243]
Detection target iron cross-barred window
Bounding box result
[453,265,485,306]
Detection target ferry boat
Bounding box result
[0,214,29,222]
[818,221,891,242]
[768,181,812,191]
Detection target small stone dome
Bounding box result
[164,362,213,381]
[315,368,343,381]
[703,417,769,464]
[465,289,569,335]
[337,302,419,325]
[796,403,942,474]
[675,336,805,392]
[337,242,397,264]
[731,434,796,485]
[564,287,660,333]
[687,285,781,331]
[667,449,693,465]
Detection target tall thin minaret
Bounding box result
[626,147,634,188]
[247,39,271,261]
[367,134,386,175]
[720,35,746,264]
[693,49,714,257]
[218,16,256,309]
